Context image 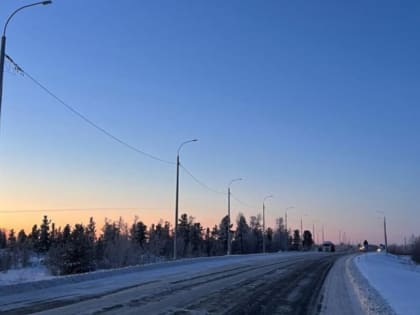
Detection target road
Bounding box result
[320,255,365,315]
[1,252,340,315]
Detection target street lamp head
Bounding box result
[228,177,242,188]
[263,195,273,203]
[177,138,198,155]
[3,1,53,36]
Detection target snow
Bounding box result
[0,251,324,314]
[320,255,365,315]
[0,265,54,285]
[355,252,420,315]
[0,256,55,285]
[0,252,312,290]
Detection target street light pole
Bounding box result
[227,178,242,255]
[262,195,273,253]
[173,139,197,260]
[376,211,388,254]
[383,216,388,253]
[0,1,52,127]
[284,206,295,233]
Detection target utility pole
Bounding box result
[312,223,315,244]
[383,216,388,253]
[173,139,197,260]
[322,226,325,243]
[174,154,180,260]
[0,35,5,122]
[228,186,231,255]
[285,211,287,233]
[0,1,52,127]
[262,195,273,253]
[284,206,295,237]
[300,217,303,238]
[227,178,242,255]
[263,202,266,253]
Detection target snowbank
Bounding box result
[0,266,54,285]
[355,253,420,315]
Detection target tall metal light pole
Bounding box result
[383,216,388,253]
[377,211,388,253]
[173,139,198,260]
[262,195,273,253]
[227,178,242,255]
[0,1,52,126]
[285,206,295,233]
[284,206,294,251]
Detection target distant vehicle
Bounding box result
[377,244,386,252]
[320,241,335,252]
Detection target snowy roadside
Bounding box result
[348,254,397,315]
[354,253,420,315]
[0,265,55,286]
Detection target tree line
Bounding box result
[0,213,315,275]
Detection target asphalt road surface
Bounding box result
[1,252,341,315]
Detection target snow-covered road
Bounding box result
[0,252,338,314]
[320,255,365,315]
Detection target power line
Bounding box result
[5,54,174,165]
[179,163,257,209]
[179,163,226,196]
[0,207,162,214]
[230,192,258,210]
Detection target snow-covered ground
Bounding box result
[355,253,420,315]
[0,265,54,285]
[0,256,55,285]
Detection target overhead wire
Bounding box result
[179,163,226,196]
[5,54,174,165]
[230,193,258,210]
[0,207,162,214]
[179,163,259,211]
[4,55,262,212]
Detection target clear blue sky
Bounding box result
[1,0,419,244]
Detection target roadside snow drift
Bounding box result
[355,253,420,315]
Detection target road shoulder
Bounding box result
[319,254,365,315]
[320,254,397,315]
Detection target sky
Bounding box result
[0,0,419,245]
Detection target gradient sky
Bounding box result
[1,0,419,245]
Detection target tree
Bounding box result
[62,224,71,243]
[249,215,263,253]
[273,217,288,251]
[204,227,212,256]
[53,224,95,275]
[178,213,191,257]
[190,222,203,255]
[266,228,274,252]
[7,229,17,267]
[218,215,229,254]
[86,217,96,245]
[302,230,313,250]
[16,229,30,267]
[130,221,147,249]
[292,229,301,250]
[39,215,51,253]
[29,225,40,252]
[0,230,7,249]
[233,213,249,254]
